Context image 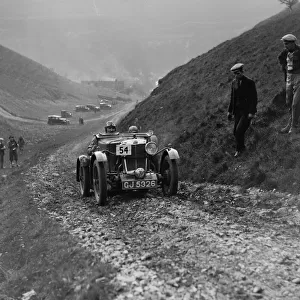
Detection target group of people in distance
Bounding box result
[227,33,300,157]
[0,135,25,169]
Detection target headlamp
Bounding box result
[145,142,158,155]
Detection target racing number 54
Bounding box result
[117,145,131,155]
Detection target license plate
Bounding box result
[116,144,132,156]
[122,180,157,190]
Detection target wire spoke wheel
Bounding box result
[93,161,107,206]
[79,166,90,197]
[161,155,178,196]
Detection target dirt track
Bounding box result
[24,140,300,300]
[1,104,300,300]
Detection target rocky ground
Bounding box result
[16,131,300,300]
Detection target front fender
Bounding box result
[164,148,180,160]
[76,155,90,182]
[92,151,108,163]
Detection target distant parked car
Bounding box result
[48,115,70,125]
[99,103,112,110]
[99,99,112,105]
[75,105,90,112]
[61,110,72,118]
[86,104,101,112]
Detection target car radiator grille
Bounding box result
[125,144,147,171]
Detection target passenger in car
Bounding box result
[128,125,139,133]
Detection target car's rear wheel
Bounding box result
[161,155,178,196]
[79,166,90,197]
[93,161,107,206]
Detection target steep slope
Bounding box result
[0,44,78,100]
[119,5,300,193]
[0,44,126,120]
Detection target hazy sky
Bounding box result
[0,0,286,86]
[0,0,283,23]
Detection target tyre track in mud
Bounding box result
[24,130,300,299]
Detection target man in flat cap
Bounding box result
[278,34,300,134]
[227,63,258,157]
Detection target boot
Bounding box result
[280,117,292,134]
[288,126,298,134]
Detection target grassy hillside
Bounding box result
[119,5,300,194]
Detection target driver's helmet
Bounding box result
[105,121,117,133]
[128,125,138,133]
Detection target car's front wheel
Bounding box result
[161,155,178,196]
[79,166,90,197]
[93,161,107,206]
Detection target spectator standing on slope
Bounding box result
[7,135,19,168]
[0,138,5,169]
[18,136,25,154]
[278,34,300,134]
[227,63,258,157]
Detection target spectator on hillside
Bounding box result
[227,63,258,157]
[133,117,142,131]
[278,34,300,134]
[18,136,25,154]
[7,135,19,168]
[0,138,6,169]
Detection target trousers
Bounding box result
[0,154,3,168]
[9,150,18,162]
[233,112,251,151]
[286,73,300,127]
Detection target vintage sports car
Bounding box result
[76,130,179,206]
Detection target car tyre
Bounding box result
[161,155,178,196]
[79,166,90,197]
[93,161,107,206]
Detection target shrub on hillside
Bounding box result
[278,0,299,11]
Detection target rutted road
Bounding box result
[0,101,135,124]
[24,125,300,299]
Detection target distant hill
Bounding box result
[119,5,300,194]
[0,44,129,120]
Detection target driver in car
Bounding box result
[87,121,117,155]
[105,121,117,133]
